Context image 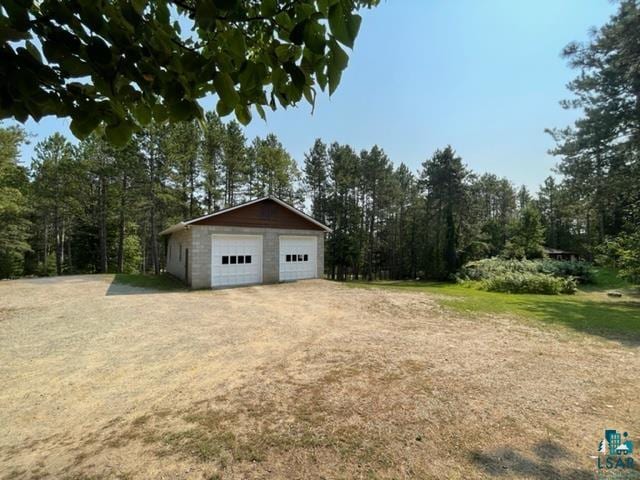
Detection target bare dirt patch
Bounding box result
[0,275,638,479]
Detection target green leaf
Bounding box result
[213,0,237,10]
[290,20,307,45]
[317,0,331,16]
[87,37,112,65]
[284,62,306,90]
[260,0,277,16]
[227,29,247,57]
[255,103,266,121]
[238,62,262,93]
[155,1,170,23]
[59,56,93,76]
[169,99,195,121]
[234,103,251,125]
[133,102,152,125]
[195,0,216,29]
[330,40,348,70]
[70,115,101,139]
[316,70,327,91]
[275,11,292,29]
[105,121,133,146]
[304,21,326,55]
[131,0,146,15]
[152,103,169,122]
[327,40,349,95]
[216,99,234,117]
[303,86,315,105]
[275,45,293,62]
[213,72,240,108]
[328,3,360,48]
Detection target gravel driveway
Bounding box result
[0,275,638,479]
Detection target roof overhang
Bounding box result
[159,196,332,236]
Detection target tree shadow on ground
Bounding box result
[470,440,593,480]
[520,298,640,347]
[106,273,187,296]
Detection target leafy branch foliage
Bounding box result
[1,0,378,144]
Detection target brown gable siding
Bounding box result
[190,199,325,231]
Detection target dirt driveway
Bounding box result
[1,276,638,479]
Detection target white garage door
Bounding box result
[279,236,317,281]
[211,235,262,287]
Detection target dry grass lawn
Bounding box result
[1,276,639,479]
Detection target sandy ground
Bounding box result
[0,275,638,480]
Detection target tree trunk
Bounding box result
[98,174,108,273]
[116,174,127,273]
[150,164,160,275]
[43,221,49,275]
[54,207,62,275]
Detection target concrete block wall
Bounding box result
[165,228,192,284]
[189,225,325,289]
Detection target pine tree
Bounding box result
[504,204,546,259]
[221,121,247,207]
[200,112,225,213]
[0,126,30,278]
[31,134,84,275]
[418,146,471,279]
[304,139,329,224]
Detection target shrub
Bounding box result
[480,272,576,295]
[458,258,539,281]
[560,276,578,294]
[459,257,592,286]
[539,259,593,284]
[596,232,640,284]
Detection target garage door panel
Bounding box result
[211,235,262,287]
[279,236,317,281]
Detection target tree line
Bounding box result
[0,113,303,278]
[0,120,618,282]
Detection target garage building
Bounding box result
[159,196,330,288]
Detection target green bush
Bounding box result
[458,258,539,281]
[539,259,593,283]
[480,272,577,295]
[459,257,592,285]
[597,233,640,284]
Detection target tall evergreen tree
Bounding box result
[250,134,302,204]
[360,145,393,280]
[221,121,247,207]
[166,120,202,219]
[0,126,30,277]
[419,146,471,279]
[504,204,546,259]
[304,139,330,224]
[548,0,640,257]
[200,112,225,213]
[31,134,84,275]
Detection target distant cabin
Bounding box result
[544,247,580,262]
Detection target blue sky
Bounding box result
[7,0,616,191]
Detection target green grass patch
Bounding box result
[345,277,640,342]
[112,273,186,291]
